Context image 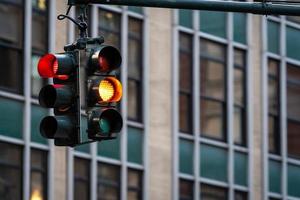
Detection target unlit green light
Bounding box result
[99,118,110,135]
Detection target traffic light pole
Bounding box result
[68,0,300,16]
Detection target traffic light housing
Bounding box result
[85,42,123,140]
[38,51,80,146]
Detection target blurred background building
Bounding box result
[0,0,300,200]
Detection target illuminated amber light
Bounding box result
[30,189,43,200]
[98,77,122,102]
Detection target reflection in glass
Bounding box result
[268,116,280,154]
[180,94,192,134]
[98,163,120,200]
[127,169,142,200]
[30,150,47,200]
[179,179,193,200]
[288,121,300,158]
[201,100,224,141]
[0,142,22,200]
[201,60,225,100]
[234,69,244,106]
[201,184,227,200]
[74,158,90,200]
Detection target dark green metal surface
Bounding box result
[68,0,300,16]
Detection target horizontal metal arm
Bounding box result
[68,0,300,16]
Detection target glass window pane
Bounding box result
[234,107,246,146]
[128,6,143,14]
[200,11,227,38]
[200,100,225,141]
[200,184,227,200]
[31,105,48,144]
[200,144,227,182]
[286,26,300,60]
[269,159,281,194]
[30,150,47,200]
[0,98,23,139]
[287,73,300,121]
[269,77,279,115]
[234,49,246,68]
[200,60,225,100]
[287,16,300,24]
[127,169,142,200]
[179,10,193,28]
[0,3,22,46]
[234,69,244,106]
[234,152,248,186]
[233,13,247,44]
[288,164,300,197]
[98,163,120,200]
[180,34,193,92]
[98,10,121,49]
[179,94,193,134]
[74,158,89,200]
[234,191,248,200]
[268,59,279,77]
[127,80,142,121]
[287,120,300,158]
[32,11,47,51]
[179,139,194,175]
[0,143,22,200]
[127,127,143,164]
[268,116,280,154]
[0,47,23,93]
[179,179,193,200]
[201,39,226,61]
[128,18,142,80]
[267,20,280,54]
[98,135,120,160]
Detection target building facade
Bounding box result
[0,0,300,200]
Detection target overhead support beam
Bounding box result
[68,0,300,16]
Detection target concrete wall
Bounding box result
[148,8,173,200]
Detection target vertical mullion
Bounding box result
[262,16,269,200]
[227,12,234,200]
[246,12,254,200]
[48,1,56,200]
[143,7,149,200]
[121,7,129,200]
[24,0,32,200]
[280,17,288,199]
[193,9,200,200]
[172,9,179,200]
[91,5,98,200]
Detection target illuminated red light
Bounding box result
[38,54,68,80]
[98,56,109,72]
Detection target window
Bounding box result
[0,142,22,200]
[128,18,143,122]
[179,179,193,200]
[30,149,47,200]
[234,191,248,200]
[0,0,23,93]
[179,33,193,134]
[74,158,90,200]
[31,0,48,97]
[268,59,280,154]
[99,9,121,49]
[234,49,246,146]
[127,169,143,200]
[98,163,120,200]
[200,39,226,141]
[200,184,227,200]
[287,64,300,159]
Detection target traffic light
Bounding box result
[37,51,80,146]
[85,43,123,140]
